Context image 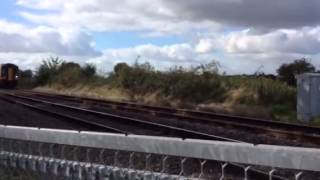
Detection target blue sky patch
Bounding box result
[93,31,185,50]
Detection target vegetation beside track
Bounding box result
[20,57,319,123]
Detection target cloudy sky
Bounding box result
[1,0,320,74]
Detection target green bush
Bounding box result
[223,76,296,108]
[161,70,226,102]
[109,63,226,103]
[271,105,297,123]
[35,57,64,85]
[34,58,297,119]
[311,117,320,126]
[111,62,163,94]
[35,57,97,87]
[55,62,84,87]
[277,58,315,86]
[82,64,97,77]
[18,70,36,89]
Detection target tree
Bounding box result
[35,56,64,85]
[277,58,315,86]
[19,70,33,79]
[82,64,96,77]
[114,63,130,75]
[18,70,35,88]
[55,62,83,86]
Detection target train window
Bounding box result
[1,67,7,77]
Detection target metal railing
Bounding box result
[0,125,319,180]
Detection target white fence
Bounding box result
[0,125,319,180]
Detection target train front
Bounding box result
[0,63,19,89]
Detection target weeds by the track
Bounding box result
[27,57,297,122]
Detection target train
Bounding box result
[0,63,19,89]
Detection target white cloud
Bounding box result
[0,19,100,56]
[86,43,309,75]
[87,43,219,72]
[5,0,320,74]
[225,27,320,55]
[16,0,66,9]
[17,0,221,35]
[0,53,44,70]
[2,40,317,75]
[17,0,320,35]
[195,39,217,53]
[0,20,100,71]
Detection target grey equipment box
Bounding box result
[296,73,320,122]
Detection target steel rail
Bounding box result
[0,95,129,134]
[20,90,320,134]
[0,91,288,180]
[17,90,320,145]
[5,93,244,142]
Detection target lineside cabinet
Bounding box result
[296,73,320,122]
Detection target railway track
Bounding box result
[13,90,320,147]
[0,90,289,180]
[0,96,128,134]
[0,91,242,142]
